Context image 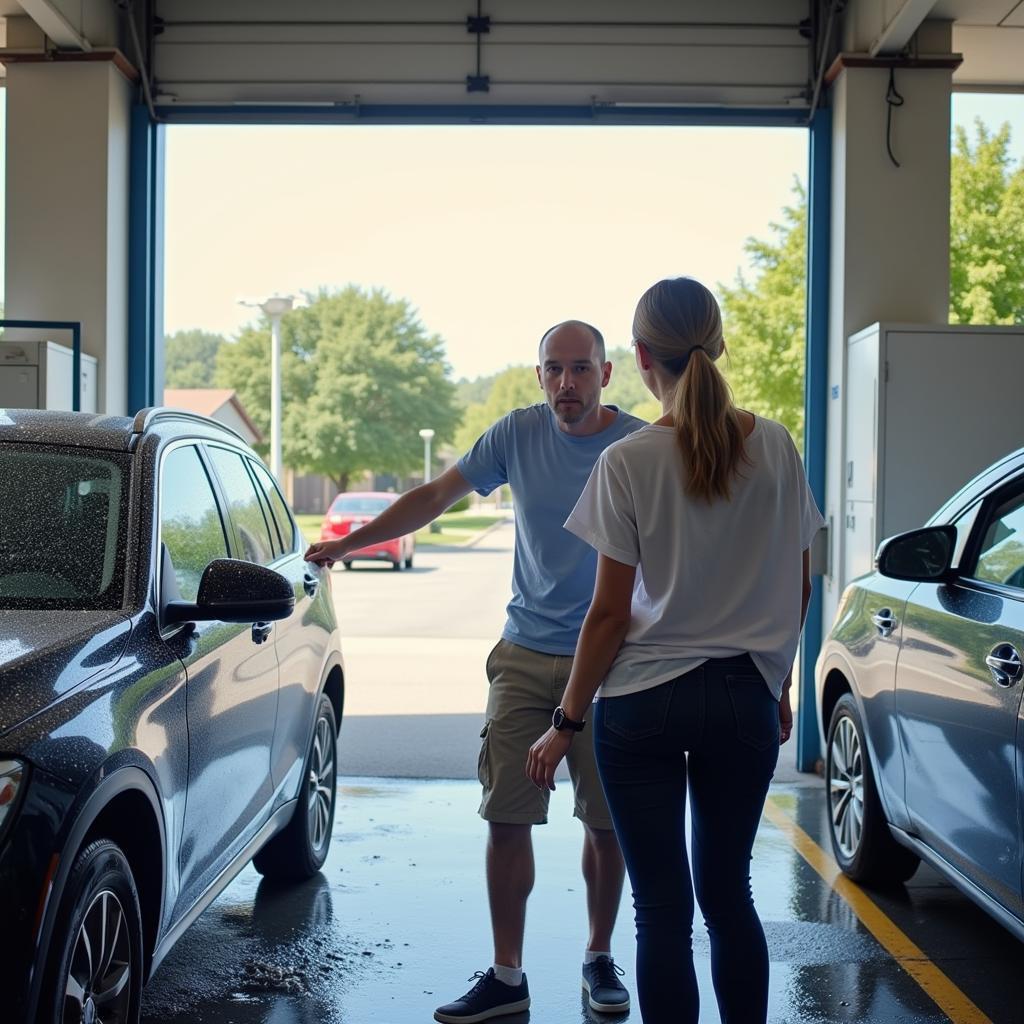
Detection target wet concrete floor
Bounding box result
[142,777,1024,1024]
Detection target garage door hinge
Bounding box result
[467,5,490,92]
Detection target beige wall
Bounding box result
[4,61,132,414]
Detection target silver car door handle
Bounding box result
[985,644,1023,687]
[871,608,896,636]
[303,573,320,598]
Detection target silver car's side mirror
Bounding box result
[876,525,956,583]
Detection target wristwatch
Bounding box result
[552,706,586,733]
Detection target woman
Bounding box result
[527,277,822,1024]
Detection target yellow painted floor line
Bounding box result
[763,796,992,1024]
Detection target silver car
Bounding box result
[815,446,1024,941]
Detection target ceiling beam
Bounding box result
[869,0,937,56]
[18,0,92,51]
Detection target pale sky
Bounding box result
[164,124,809,380]
[0,93,1020,379]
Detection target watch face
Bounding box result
[553,707,582,731]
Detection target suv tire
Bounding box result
[254,695,338,881]
[41,839,144,1024]
[827,693,919,884]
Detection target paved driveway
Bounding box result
[331,519,804,782]
[330,521,542,779]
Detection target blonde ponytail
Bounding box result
[633,278,748,502]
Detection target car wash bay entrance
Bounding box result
[4,3,1024,1022]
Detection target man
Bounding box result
[305,321,645,1022]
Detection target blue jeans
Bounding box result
[594,655,780,1024]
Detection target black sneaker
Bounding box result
[582,956,630,1013]
[434,968,531,1023]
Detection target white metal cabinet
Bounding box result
[838,323,1024,585]
[0,341,98,412]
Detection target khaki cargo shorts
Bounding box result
[478,638,613,829]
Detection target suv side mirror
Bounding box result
[165,558,295,624]
[876,525,956,583]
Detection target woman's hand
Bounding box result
[778,687,793,745]
[304,538,348,567]
[527,727,574,791]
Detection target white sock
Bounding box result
[492,964,523,986]
[584,949,612,964]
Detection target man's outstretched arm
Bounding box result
[304,466,476,566]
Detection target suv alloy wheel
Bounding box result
[254,695,338,881]
[43,839,144,1024]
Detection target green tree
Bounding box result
[455,365,539,451]
[950,120,1024,325]
[164,329,226,388]
[456,371,500,406]
[603,345,653,416]
[632,397,663,422]
[718,183,808,445]
[216,286,460,491]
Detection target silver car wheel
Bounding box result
[829,715,864,859]
[63,890,132,1024]
[307,712,335,854]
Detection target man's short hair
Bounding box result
[538,320,606,363]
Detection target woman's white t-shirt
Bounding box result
[564,417,825,701]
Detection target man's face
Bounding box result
[535,324,612,426]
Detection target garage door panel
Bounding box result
[153,0,811,111]
[156,44,806,86]
[157,0,808,27]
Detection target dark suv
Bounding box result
[0,408,344,1024]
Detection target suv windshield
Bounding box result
[0,445,130,609]
[332,496,392,515]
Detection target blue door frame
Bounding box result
[798,108,831,772]
[127,102,830,769]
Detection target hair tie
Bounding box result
[687,345,704,358]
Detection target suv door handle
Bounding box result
[871,608,896,637]
[252,621,273,645]
[303,572,320,598]
[985,644,1023,687]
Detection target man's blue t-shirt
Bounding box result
[457,403,646,655]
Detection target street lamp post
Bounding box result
[241,294,293,479]
[418,428,435,484]
[419,428,439,532]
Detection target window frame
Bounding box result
[957,474,1024,600]
[154,438,231,629]
[248,458,300,556]
[202,442,285,568]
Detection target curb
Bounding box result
[457,513,513,548]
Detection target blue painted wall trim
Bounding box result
[154,103,810,128]
[128,103,166,413]
[797,107,832,772]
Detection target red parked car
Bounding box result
[320,491,416,571]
